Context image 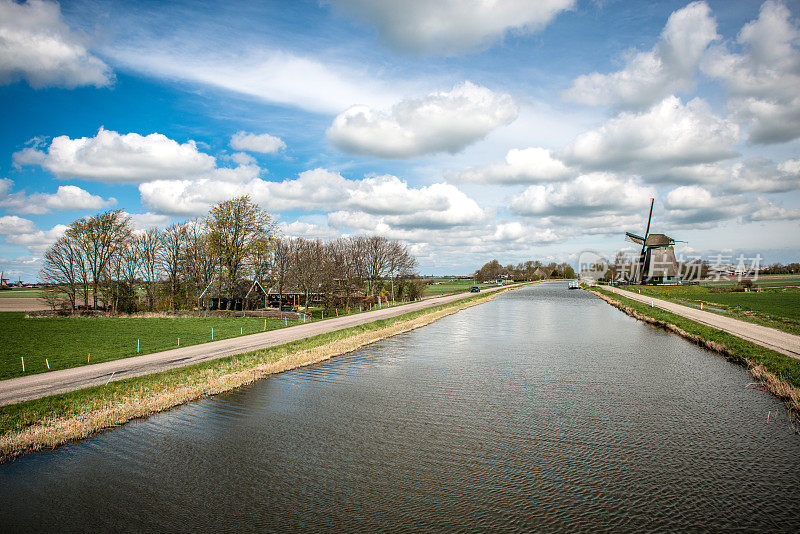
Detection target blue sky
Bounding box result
[1,0,799,279]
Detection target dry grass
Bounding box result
[0,291,503,460]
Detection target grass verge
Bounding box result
[0,289,509,461]
[585,285,800,417]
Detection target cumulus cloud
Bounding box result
[0,215,37,235]
[747,198,800,221]
[0,178,116,214]
[13,127,220,182]
[327,82,518,158]
[138,168,486,229]
[230,131,285,154]
[329,0,574,55]
[278,221,340,240]
[448,147,572,184]
[702,1,800,143]
[563,1,718,109]
[561,96,739,173]
[123,212,172,231]
[511,173,655,217]
[0,216,67,254]
[0,0,112,88]
[663,185,747,226]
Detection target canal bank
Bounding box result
[585,285,800,417]
[0,287,518,461]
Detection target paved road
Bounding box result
[605,286,800,360]
[0,284,521,406]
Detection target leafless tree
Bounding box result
[39,234,82,311]
[207,196,277,309]
[161,223,187,311]
[138,228,163,311]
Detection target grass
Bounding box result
[0,288,506,458]
[588,285,800,410]
[701,275,800,288]
[423,278,504,295]
[0,312,308,381]
[0,289,45,298]
[627,284,800,335]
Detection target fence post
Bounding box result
[21,356,24,372]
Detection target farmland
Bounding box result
[423,278,500,295]
[631,283,800,335]
[0,312,306,381]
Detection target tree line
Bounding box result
[40,196,419,313]
[474,259,575,282]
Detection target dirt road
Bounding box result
[0,299,50,312]
[607,286,800,360]
[0,285,519,406]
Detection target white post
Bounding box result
[21,356,24,372]
[264,319,267,330]
[241,327,243,335]
[322,310,324,319]
[88,353,90,363]
[651,299,654,307]
[211,327,214,340]
[46,358,50,370]
[700,302,703,310]
[137,339,140,353]
[178,337,180,346]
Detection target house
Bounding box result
[200,280,268,311]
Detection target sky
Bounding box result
[1,0,799,280]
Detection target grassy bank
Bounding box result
[0,288,510,460]
[629,284,800,335]
[585,285,800,415]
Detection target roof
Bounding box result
[625,232,675,247]
[202,280,266,300]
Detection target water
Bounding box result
[2,282,798,532]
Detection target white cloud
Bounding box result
[329,0,575,55]
[561,96,739,172]
[663,185,747,227]
[327,81,518,158]
[230,131,285,154]
[511,173,655,217]
[563,1,718,109]
[702,1,800,143]
[491,222,562,244]
[0,178,116,214]
[0,215,37,235]
[138,167,486,228]
[0,0,112,88]
[123,212,172,231]
[448,147,572,185]
[0,217,68,254]
[13,127,219,183]
[107,46,409,115]
[278,221,340,240]
[747,198,800,221]
[229,152,257,166]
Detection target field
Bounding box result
[630,284,800,334]
[701,274,800,288]
[423,279,500,295]
[0,289,44,298]
[0,313,307,381]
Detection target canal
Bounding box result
[2,282,798,532]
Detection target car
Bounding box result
[470,286,481,292]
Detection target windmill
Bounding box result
[625,198,681,284]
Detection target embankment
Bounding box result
[585,285,800,417]
[0,288,509,461]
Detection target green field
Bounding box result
[423,279,500,295]
[701,275,800,288]
[630,284,800,334]
[0,312,308,381]
[0,289,45,298]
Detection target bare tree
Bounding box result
[161,223,187,311]
[39,234,82,311]
[138,228,163,311]
[184,219,215,307]
[207,196,276,309]
[70,210,131,309]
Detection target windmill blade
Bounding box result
[625,232,645,245]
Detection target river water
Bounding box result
[2,282,799,532]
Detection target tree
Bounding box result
[161,223,187,311]
[207,196,276,309]
[40,234,82,311]
[70,210,131,309]
[138,228,163,311]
